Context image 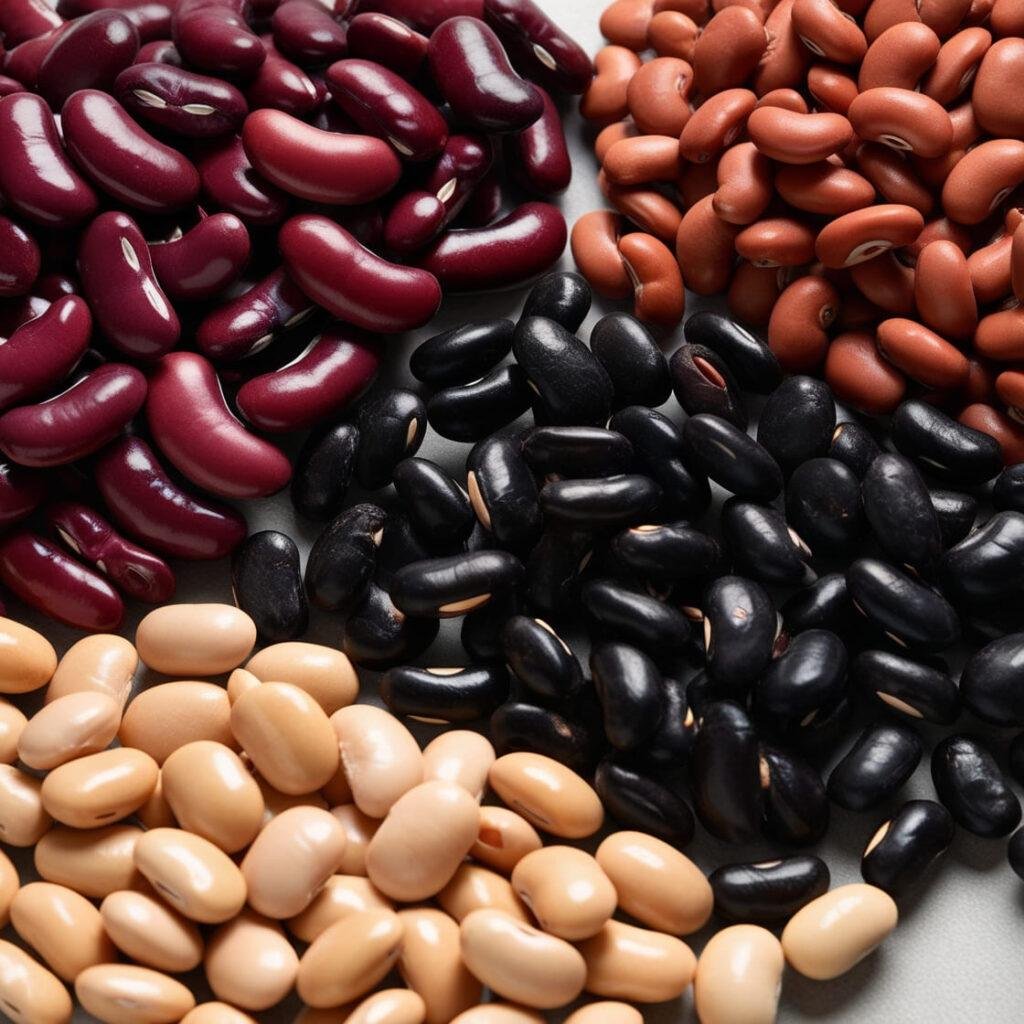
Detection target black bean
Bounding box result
[291,422,359,520]
[930,488,978,548]
[782,573,852,633]
[410,318,514,385]
[610,521,724,585]
[305,503,386,613]
[759,745,830,846]
[523,527,594,619]
[828,419,881,479]
[467,433,542,551]
[595,758,696,847]
[589,313,671,409]
[581,578,692,655]
[341,581,439,669]
[590,642,665,752]
[521,271,592,332]
[756,376,835,475]
[392,458,475,552]
[539,474,661,528]
[852,648,960,725]
[721,499,815,586]
[390,550,523,618]
[231,531,307,643]
[993,464,1024,513]
[379,664,509,722]
[942,511,1024,604]
[890,400,1003,485]
[491,701,602,774]
[521,425,634,479]
[703,575,778,692]
[861,799,954,898]
[778,695,854,758]
[1009,828,1024,881]
[710,856,830,925]
[426,365,533,442]
[462,590,521,662]
[960,632,1024,727]
[354,388,426,489]
[827,721,922,811]
[785,458,864,554]
[669,343,747,428]
[683,311,782,393]
[931,734,1022,838]
[1009,732,1024,789]
[682,414,783,502]
[754,629,848,724]
[501,615,584,704]
[376,511,438,579]
[643,675,696,768]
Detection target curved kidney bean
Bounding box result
[626,57,692,137]
[850,252,915,315]
[875,318,970,390]
[856,143,933,214]
[968,232,1013,303]
[941,139,1024,224]
[570,211,630,299]
[747,107,853,164]
[194,134,289,226]
[383,193,446,254]
[675,194,739,295]
[0,0,62,46]
[418,202,567,291]
[581,46,642,123]
[246,35,318,114]
[922,26,990,105]
[0,462,46,530]
[825,330,906,414]
[775,161,875,216]
[78,211,179,361]
[600,0,656,49]
[859,21,941,90]
[510,86,570,195]
[678,89,757,165]
[692,5,766,95]
[804,62,856,114]
[597,169,680,240]
[647,10,699,60]
[280,214,441,329]
[975,308,1024,362]
[792,0,867,62]
[815,204,924,267]
[146,352,291,499]
[973,37,1024,138]
[271,0,347,65]
[356,0,483,31]
[712,143,773,223]
[429,16,543,132]
[235,329,381,433]
[3,26,67,90]
[345,13,428,79]
[171,0,266,77]
[0,217,40,299]
[618,232,684,325]
[148,213,250,302]
[754,0,811,95]
[768,276,841,371]
[136,38,183,65]
[0,531,124,631]
[914,240,977,341]
[735,217,817,267]
[847,87,952,159]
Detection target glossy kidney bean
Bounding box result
[0,218,40,299]
[427,366,533,444]
[590,642,664,751]
[862,799,954,897]
[702,575,778,691]
[231,531,307,643]
[788,455,865,554]
[611,521,722,585]
[754,629,846,725]
[760,744,831,845]
[595,757,697,847]
[390,550,522,618]
[827,721,922,811]
[356,0,483,30]
[490,700,601,776]
[815,203,924,267]
[669,343,745,427]
[304,502,386,614]
[511,86,570,195]
[890,399,1003,484]
[757,375,835,477]
[467,433,541,550]
[171,0,266,77]
[994,464,1024,512]
[782,572,852,633]
[683,311,781,392]
[410,319,513,387]
[0,939,73,1024]
[520,425,632,480]
[973,36,1024,137]
[0,0,62,46]
[710,857,830,927]
[353,388,426,490]
[271,0,346,64]
[930,489,978,548]
[721,499,814,586]
[0,463,46,532]
[135,38,183,65]
[501,615,583,704]
[767,276,840,370]
[959,633,1024,726]
[346,13,428,78]
[246,34,318,114]
[943,511,1024,605]
[384,192,447,255]
[581,46,642,123]
[381,664,507,723]
[392,460,476,551]
[932,735,1022,837]
[849,87,953,157]
[942,139,1024,224]
[148,213,249,302]
[194,134,289,226]
[518,273,589,334]
[747,107,853,164]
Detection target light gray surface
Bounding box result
[5,2,1023,1021]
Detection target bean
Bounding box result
[272,0,346,63]
[355,389,427,490]
[194,133,288,225]
[581,578,692,656]
[427,366,534,443]
[973,36,1024,137]
[0,616,56,695]
[421,730,495,800]
[931,489,979,547]
[17,692,120,771]
[722,499,814,586]
[626,56,693,136]
[942,511,1024,603]
[397,907,480,1023]
[754,631,846,727]
[694,925,784,1024]
[923,26,990,104]
[815,203,924,267]
[471,806,542,875]
[785,457,864,553]
[683,311,781,392]
[0,763,50,846]
[994,465,1024,512]
[827,721,922,811]
[852,648,960,724]
[693,5,767,94]
[171,0,265,77]
[862,799,954,897]
[0,940,73,1024]
[287,875,393,943]
[570,211,630,299]
[512,85,571,196]
[229,531,306,642]
[303,503,385,615]
[612,522,723,585]
[34,823,142,897]
[391,551,523,618]
[703,575,778,690]
[342,581,440,670]
[682,414,783,500]
[75,963,195,1024]
[439,862,531,924]
[565,1005,641,1024]
[0,0,61,45]
[710,856,830,926]
[767,276,840,370]
[890,400,1003,484]
[913,239,977,341]
[502,615,584,703]
[581,46,642,123]
[0,462,46,532]
[204,910,298,1012]
[675,194,739,294]
[380,665,508,723]
[713,142,773,224]
[411,319,514,386]
[347,13,428,78]
[747,107,853,164]
[492,702,602,776]
[136,603,255,676]
[100,890,204,973]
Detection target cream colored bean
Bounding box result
[242,805,347,919]
[287,874,393,943]
[297,909,405,1008]
[596,831,713,935]
[422,730,495,799]
[46,634,137,707]
[181,1004,258,1024]
[120,681,234,764]
[366,781,479,901]
[41,747,158,829]
[512,847,616,941]
[331,803,379,875]
[471,806,543,874]
[488,753,603,839]
[0,699,26,764]
[75,964,196,1024]
[205,908,299,1011]
[136,603,256,676]
[332,704,424,818]
[162,741,264,853]
[460,909,586,1010]
[0,940,73,1024]
[398,907,482,1024]
[139,774,180,829]
[781,883,898,980]
[565,1004,643,1024]
[0,848,17,927]
[35,824,143,897]
[100,890,204,972]
[450,1007,544,1024]
[226,667,261,704]
[258,774,329,822]
[0,764,51,845]
[232,682,339,795]
[245,642,359,714]
[346,990,427,1024]
[577,921,697,1002]
[18,691,121,770]
[0,616,57,693]
[694,924,785,1024]
[322,761,354,806]
[134,828,247,924]
[438,863,531,924]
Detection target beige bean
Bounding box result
[245,642,359,714]
[511,846,616,941]
[120,681,234,764]
[713,143,774,225]
[0,617,56,694]
[675,194,740,295]
[18,691,120,770]
[242,805,347,919]
[782,883,898,979]
[297,909,405,1008]
[596,831,713,935]
[205,908,299,1011]
[0,940,73,1024]
[232,682,339,795]
[0,848,16,927]
[134,828,247,924]
[321,761,354,805]
[41,747,158,829]
[450,1007,544,1024]
[100,889,204,973]
[398,907,482,1024]
[694,924,785,1024]
[488,752,603,839]
[460,909,586,1010]
[859,20,941,89]
[287,874,393,943]
[45,634,137,708]
[181,1004,258,1024]
[258,774,328,822]
[345,990,427,1024]
[332,704,423,818]
[0,699,26,764]
[35,824,143,897]
[421,730,494,800]
[747,107,853,164]
[438,863,531,924]
[565,1005,643,1024]
[577,920,697,1003]
[226,667,261,704]
[471,806,543,874]
[136,603,256,676]
[0,764,51,845]
[330,803,379,875]
[138,772,180,829]
[848,87,953,158]
[75,964,195,1024]
[366,780,479,901]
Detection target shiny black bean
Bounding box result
[930,488,978,547]
[581,578,692,655]
[759,745,830,846]
[827,721,922,811]
[462,589,520,661]
[643,675,695,768]
[931,734,1022,837]
[960,632,1024,726]
[962,598,1024,646]
[291,422,358,520]
[756,376,835,475]
[782,573,852,633]
[610,521,723,585]
[410,318,514,385]
[942,511,1024,604]
[380,664,508,722]
[721,499,815,586]
[305,503,386,614]
[683,311,781,393]
[669,343,747,428]
[828,419,881,479]
[341,580,439,669]
[523,527,593,619]
[467,432,542,550]
[354,388,426,489]
[595,758,695,847]
[754,629,847,723]
[993,464,1024,513]
[710,856,830,925]
[377,512,437,579]
[778,695,854,757]
[784,458,863,554]
[847,558,961,651]
[890,399,1003,484]
[393,457,476,550]
[426,364,533,442]
[589,313,671,410]
[512,316,613,426]
[539,474,660,527]
[590,642,665,751]
[231,530,307,643]
[1009,732,1024,789]
[703,575,778,692]
[491,700,602,774]
[682,414,782,502]
[390,549,523,618]
[520,270,591,331]
[852,648,960,725]
[1008,827,1024,880]
[861,799,953,898]
[501,614,584,703]
[521,425,633,479]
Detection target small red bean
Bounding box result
[968,233,1014,305]
[875,317,970,388]
[768,275,840,370]
[747,106,853,164]
[604,136,681,186]
[713,142,773,224]
[626,57,693,137]
[675,194,739,295]
[973,37,1024,138]
[791,0,867,63]
[806,63,859,114]
[825,329,907,413]
[856,143,933,215]
[850,251,915,314]
[595,121,638,163]
[848,87,953,158]
[727,263,784,326]
[647,10,698,59]
[914,240,977,340]
[922,27,991,104]
[756,87,809,113]
[600,172,683,241]
[941,139,1024,224]
[959,402,1024,464]
[581,46,642,124]
[735,217,817,267]
[753,0,811,95]
[775,160,875,215]
[678,89,756,164]
[859,21,940,89]
[814,204,924,268]
[996,369,1024,416]
[618,231,685,324]
[692,6,766,95]
[975,308,1024,362]
[571,210,631,299]
[600,0,655,50]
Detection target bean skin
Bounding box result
[747,107,853,164]
[814,204,924,267]
[581,46,642,123]
[875,318,969,390]
[692,5,766,95]
[246,36,318,115]
[941,138,1024,224]
[768,276,840,371]
[914,239,977,340]
[271,0,347,64]
[148,213,250,303]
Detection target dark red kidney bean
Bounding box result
[457,167,505,227]
[194,133,289,225]
[146,351,291,499]
[932,735,1022,838]
[33,274,78,301]
[0,363,146,467]
[95,435,246,560]
[37,10,139,109]
[117,3,174,43]
[510,85,570,195]
[61,89,200,213]
[246,34,318,114]
[0,76,26,97]
[114,61,247,137]
[429,16,543,133]
[196,266,314,361]
[0,295,49,339]
[78,211,180,361]
[0,530,124,630]
[0,0,62,47]
[46,500,175,603]
[235,328,381,433]
[383,192,446,255]
[0,295,91,412]
[422,133,496,232]
[148,212,250,302]
[0,462,47,530]
[345,12,428,78]
[0,216,40,298]
[171,0,266,77]
[356,0,483,31]
[135,38,182,65]
[271,0,347,64]
[242,108,402,203]
[2,26,67,90]
[279,214,441,331]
